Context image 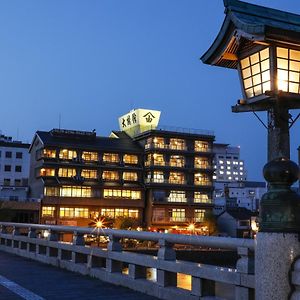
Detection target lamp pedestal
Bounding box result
[255,158,300,299]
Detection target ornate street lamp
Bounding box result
[201,0,300,232]
[201,2,300,297]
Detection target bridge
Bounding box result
[0,222,299,300]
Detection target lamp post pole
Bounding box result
[267,102,290,161]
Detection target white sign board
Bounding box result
[118,109,161,133]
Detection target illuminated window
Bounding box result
[103,153,119,163]
[167,191,187,202]
[170,155,185,167]
[58,168,76,178]
[240,48,271,98]
[226,161,231,165]
[103,189,141,200]
[169,172,185,184]
[123,154,138,164]
[194,173,211,186]
[123,172,138,181]
[240,162,244,165]
[153,153,165,166]
[219,160,224,164]
[102,171,119,181]
[82,151,98,161]
[194,192,211,203]
[195,141,209,152]
[59,149,77,160]
[129,209,139,218]
[276,47,300,93]
[220,171,224,174]
[60,186,92,197]
[81,169,97,179]
[194,157,209,169]
[44,187,59,196]
[169,138,186,150]
[153,171,164,183]
[42,206,55,217]
[169,208,186,222]
[43,149,56,158]
[39,168,55,177]
[194,209,205,222]
[115,208,128,217]
[152,137,165,148]
[59,207,89,218]
[101,208,115,218]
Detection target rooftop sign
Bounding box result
[118,109,161,137]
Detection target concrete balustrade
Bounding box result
[0,222,255,300]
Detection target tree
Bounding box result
[203,210,218,236]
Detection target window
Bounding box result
[169,172,185,184]
[14,179,21,186]
[170,155,185,167]
[194,192,211,203]
[169,138,186,150]
[40,168,55,177]
[152,208,165,223]
[276,47,300,93]
[59,149,77,160]
[123,172,138,181]
[4,165,11,172]
[150,137,165,149]
[102,171,119,181]
[240,48,270,98]
[195,141,209,152]
[103,153,119,163]
[103,189,141,200]
[60,186,92,197]
[129,209,139,218]
[194,157,209,169]
[152,171,164,183]
[81,169,97,179]
[5,151,12,158]
[153,153,165,166]
[101,208,115,218]
[194,173,211,186]
[194,209,205,222]
[42,206,55,217]
[169,209,186,222]
[16,152,23,159]
[3,179,10,186]
[43,149,56,158]
[59,207,88,218]
[44,187,59,196]
[167,191,186,202]
[82,151,98,161]
[58,168,76,178]
[15,166,22,172]
[123,154,138,164]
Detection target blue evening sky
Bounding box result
[0,0,299,180]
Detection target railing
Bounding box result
[0,222,254,300]
[143,125,215,136]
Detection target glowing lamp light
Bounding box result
[96,220,103,228]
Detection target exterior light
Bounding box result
[96,220,103,228]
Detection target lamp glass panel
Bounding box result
[240,48,270,98]
[276,47,300,94]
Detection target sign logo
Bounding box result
[143,112,155,123]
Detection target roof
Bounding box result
[0,141,30,149]
[220,207,256,220]
[201,0,300,68]
[33,130,143,153]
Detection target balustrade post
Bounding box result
[157,239,177,287]
[128,264,147,279]
[106,234,123,273]
[291,258,300,299]
[235,247,254,300]
[12,226,20,236]
[72,231,85,246]
[28,227,37,238]
[191,277,215,297]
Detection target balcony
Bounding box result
[145,178,187,185]
[194,181,212,186]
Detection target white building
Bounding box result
[213,143,246,182]
[0,133,30,201]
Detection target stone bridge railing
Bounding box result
[0,222,255,300]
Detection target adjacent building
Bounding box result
[29,109,215,233]
[0,133,30,201]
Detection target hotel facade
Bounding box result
[29,109,215,233]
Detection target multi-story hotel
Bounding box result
[29,109,215,233]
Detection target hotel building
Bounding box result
[29,109,215,232]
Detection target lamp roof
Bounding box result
[201,0,300,69]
